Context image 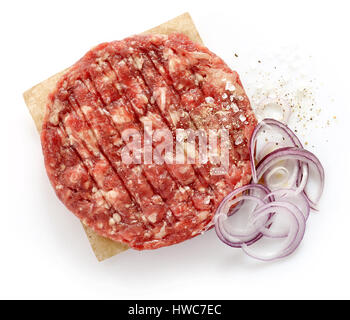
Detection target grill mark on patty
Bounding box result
[66,91,171,246]
[162,35,256,161]
[142,52,220,170]
[42,123,116,224]
[126,51,210,177]
[121,57,213,215]
[98,51,213,215]
[67,82,171,230]
[88,57,200,222]
[164,43,245,161]
[47,115,136,243]
[41,34,256,249]
[55,96,143,227]
[129,51,227,213]
[107,45,213,207]
[87,58,212,225]
[167,41,254,190]
[64,97,141,218]
[144,39,249,200]
[79,75,190,224]
[133,44,230,202]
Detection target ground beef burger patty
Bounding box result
[41,33,257,250]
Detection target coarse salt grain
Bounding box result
[233,44,328,137]
[225,82,236,92]
[113,213,121,223]
[97,222,104,229]
[205,96,215,104]
[235,136,243,145]
[231,103,239,112]
[239,114,246,122]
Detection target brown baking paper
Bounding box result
[23,12,203,261]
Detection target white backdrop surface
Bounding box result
[0,0,349,299]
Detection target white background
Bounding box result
[1,0,349,299]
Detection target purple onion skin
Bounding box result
[214,118,324,261]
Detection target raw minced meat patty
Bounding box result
[41,33,257,250]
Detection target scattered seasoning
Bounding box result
[234,53,239,58]
[232,45,336,146]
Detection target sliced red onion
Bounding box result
[214,184,271,248]
[215,195,266,247]
[263,159,301,190]
[215,184,271,215]
[259,189,310,238]
[253,118,304,148]
[242,201,306,261]
[294,163,309,195]
[264,166,290,189]
[263,188,310,220]
[256,147,324,207]
[250,118,307,184]
[214,118,324,261]
[256,141,281,163]
[216,226,264,248]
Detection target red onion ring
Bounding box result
[214,118,324,261]
[249,118,309,188]
[241,201,306,261]
[215,183,271,216]
[256,147,324,207]
[214,184,271,248]
[263,188,310,220]
[259,189,310,238]
[215,195,266,247]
